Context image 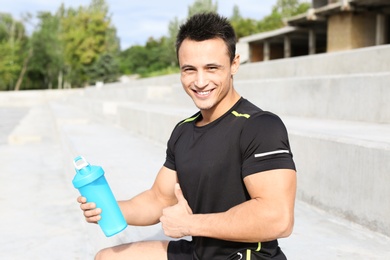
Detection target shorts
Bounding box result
[167,239,287,260]
[167,239,193,260]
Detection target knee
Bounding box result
[94,248,110,260]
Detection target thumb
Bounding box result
[174,183,193,214]
[174,183,185,202]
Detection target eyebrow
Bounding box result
[180,63,223,70]
[205,63,223,68]
[180,64,195,70]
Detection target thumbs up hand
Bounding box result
[160,183,193,238]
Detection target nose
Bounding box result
[194,71,209,89]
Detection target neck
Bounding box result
[197,90,241,126]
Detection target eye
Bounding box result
[207,65,220,71]
[182,66,195,73]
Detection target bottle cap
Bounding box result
[72,156,104,189]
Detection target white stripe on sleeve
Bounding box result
[254,150,290,158]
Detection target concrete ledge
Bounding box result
[235,72,390,124]
[7,105,58,145]
[0,89,81,107]
[116,102,195,144]
[284,116,390,236]
[235,45,390,80]
[82,72,390,124]
[82,84,192,108]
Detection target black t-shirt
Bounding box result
[164,97,295,259]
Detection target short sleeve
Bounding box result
[240,112,295,177]
[163,124,179,171]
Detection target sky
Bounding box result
[2,0,281,50]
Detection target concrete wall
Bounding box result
[235,72,390,124]
[328,12,377,52]
[235,44,390,80]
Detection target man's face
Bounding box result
[178,38,239,115]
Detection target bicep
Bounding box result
[151,166,178,207]
[244,169,296,207]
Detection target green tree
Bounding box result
[188,0,218,17]
[119,45,149,75]
[27,12,63,89]
[166,16,180,66]
[85,52,119,82]
[61,0,120,87]
[0,13,27,91]
[275,0,311,19]
[230,6,260,39]
[231,0,311,36]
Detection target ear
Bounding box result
[231,54,240,76]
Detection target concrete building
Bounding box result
[239,0,390,62]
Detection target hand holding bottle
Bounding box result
[72,156,127,237]
[77,195,101,224]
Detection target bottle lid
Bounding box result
[72,156,104,189]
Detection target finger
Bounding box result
[85,214,101,224]
[84,208,102,218]
[77,196,87,203]
[80,202,96,211]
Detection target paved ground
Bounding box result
[0,98,389,259]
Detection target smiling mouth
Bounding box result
[194,89,213,96]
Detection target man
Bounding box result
[78,12,296,259]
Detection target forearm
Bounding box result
[188,198,294,243]
[118,189,171,226]
[118,166,178,226]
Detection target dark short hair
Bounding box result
[176,12,237,63]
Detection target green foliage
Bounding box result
[27,12,63,89]
[61,1,120,87]
[231,0,310,36]
[0,0,121,90]
[0,13,27,90]
[275,0,311,18]
[118,37,175,78]
[84,53,120,83]
[188,0,218,17]
[0,41,21,90]
[118,0,220,78]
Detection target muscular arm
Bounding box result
[161,168,296,242]
[117,166,178,226]
[78,166,178,226]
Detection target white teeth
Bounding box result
[197,90,210,95]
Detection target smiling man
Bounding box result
[78,12,297,260]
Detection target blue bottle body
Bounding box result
[72,156,127,237]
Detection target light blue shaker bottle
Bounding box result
[72,156,127,237]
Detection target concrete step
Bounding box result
[76,71,390,124]
[66,96,196,144]
[235,72,390,124]
[235,45,390,80]
[283,116,390,237]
